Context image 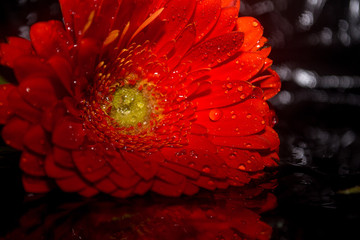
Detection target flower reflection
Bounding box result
[3,184,277,240]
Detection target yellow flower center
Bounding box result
[110,87,149,127]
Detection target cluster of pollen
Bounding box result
[81,43,195,151]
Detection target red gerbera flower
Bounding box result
[0,0,281,197]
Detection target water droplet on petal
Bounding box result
[209,109,222,121]
[202,165,211,173]
[226,83,233,89]
[252,21,259,27]
[238,164,246,170]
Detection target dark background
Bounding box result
[1,0,360,239]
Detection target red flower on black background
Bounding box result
[0,0,280,197]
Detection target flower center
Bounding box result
[110,87,149,127]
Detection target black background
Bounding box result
[1,0,360,239]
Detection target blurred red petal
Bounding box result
[22,175,52,193]
[7,89,42,123]
[0,37,33,67]
[19,152,46,177]
[1,116,30,150]
[236,17,264,51]
[0,84,15,124]
[23,124,50,155]
[52,117,85,149]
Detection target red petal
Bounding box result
[111,188,134,198]
[193,0,222,42]
[151,179,186,197]
[166,24,196,70]
[160,161,200,179]
[208,52,266,81]
[161,135,226,179]
[191,175,216,190]
[143,0,196,52]
[206,6,238,39]
[106,152,137,177]
[108,172,141,189]
[56,175,87,192]
[156,166,186,185]
[191,81,254,110]
[217,148,266,172]
[23,124,50,155]
[18,77,59,110]
[210,126,280,150]
[195,107,266,136]
[53,146,75,168]
[221,0,240,8]
[47,55,74,95]
[78,186,99,197]
[22,175,52,193]
[183,182,199,195]
[7,88,42,123]
[30,20,72,59]
[94,178,118,194]
[1,116,30,150]
[41,103,67,132]
[0,37,33,67]
[0,84,15,124]
[52,116,85,149]
[44,154,75,178]
[12,55,57,83]
[133,180,153,195]
[19,152,46,177]
[121,151,159,181]
[182,32,244,71]
[72,148,112,182]
[236,17,264,51]
[252,68,281,100]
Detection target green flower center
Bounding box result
[110,87,149,127]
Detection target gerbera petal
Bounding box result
[41,103,67,132]
[12,55,57,83]
[72,149,112,182]
[160,161,201,179]
[56,175,88,192]
[108,172,141,189]
[181,32,244,71]
[206,6,239,39]
[52,116,85,149]
[166,23,196,70]
[151,178,186,197]
[53,146,75,168]
[195,107,265,136]
[161,135,226,179]
[208,51,266,81]
[218,148,265,172]
[19,77,58,110]
[121,151,159,181]
[1,117,30,150]
[236,17,264,51]
[0,84,15,124]
[30,20,72,60]
[78,186,99,197]
[191,175,217,190]
[106,152,137,177]
[94,178,118,194]
[193,0,222,42]
[22,175,52,193]
[210,126,280,150]
[251,68,281,100]
[0,37,33,67]
[140,0,196,52]
[47,55,74,95]
[23,124,50,155]
[19,152,46,177]
[191,81,254,110]
[44,154,75,178]
[7,89,42,123]
[133,180,154,195]
[111,188,134,198]
[156,166,186,185]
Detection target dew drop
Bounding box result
[188,162,195,168]
[228,153,236,160]
[209,109,222,121]
[202,165,211,173]
[226,83,233,89]
[238,164,246,170]
[252,21,259,27]
[237,86,243,92]
[208,180,215,186]
[246,113,252,119]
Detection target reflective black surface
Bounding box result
[1,0,360,239]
